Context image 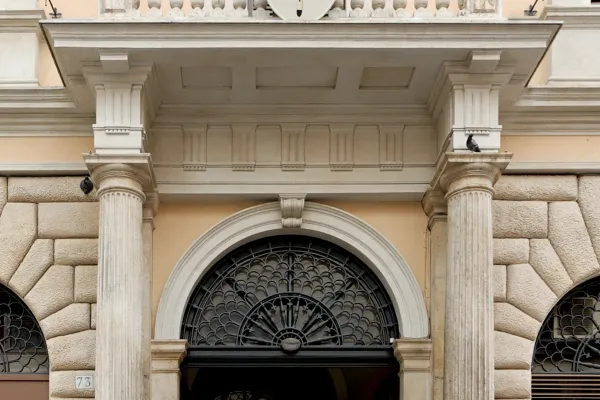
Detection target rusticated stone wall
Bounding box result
[492,175,600,400]
[0,176,98,399]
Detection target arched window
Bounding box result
[181,235,399,348]
[0,284,49,373]
[179,235,400,400]
[532,276,600,399]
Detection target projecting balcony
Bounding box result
[100,0,501,20]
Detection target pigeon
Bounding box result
[466,134,481,153]
[80,176,94,195]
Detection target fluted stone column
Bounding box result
[85,153,156,400]
[422,189,447,400]
[431,153,511,400]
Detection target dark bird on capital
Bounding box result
[80,176,94,195]
[467,134,481,153]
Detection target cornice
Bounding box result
[41,19,560,49]
[154,104,433,125]
[0,112,94,136]
[0,87,75,109]
[0,9,46,32]
[541,6,600,29]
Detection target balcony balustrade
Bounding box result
[99,0,500,20]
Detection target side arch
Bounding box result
[155,201,429,339]
[0,283,49,373]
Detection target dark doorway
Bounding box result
[181,365,399,400]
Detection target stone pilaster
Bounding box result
[393,338,433,400]
[422,189,447,400]
[431,153,511,400]
[143,192,158,400]
[85,153,156,400]
[151,339,188,400]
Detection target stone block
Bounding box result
[91,304,96,330]
[494,175,577,201]
[494,239,529,265]
[493,201,547,239]
[50,370,95,398]
[529,239,572,297]
[55,239,98,265]
[25,265,74,320]
[40,303,90,340]
[47,330,95,371]
[494,369,531,399]
[494,265,507,302]
[507,264,556,322]
[0,203,37,284]
[494,331,533,369]
[38,203,99,239]
[578,176,600,263]
[0,177,6,215]
[494,303,541,341]
[8,239,54,297]
[548,201,600,282]
[8,177,97,203]
[74,265,97,303]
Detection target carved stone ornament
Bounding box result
[279,194,306,228]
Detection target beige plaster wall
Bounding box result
[0,137,93,163]
[151,200,428,330]
[502,136,600,163]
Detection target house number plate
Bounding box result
[75,375,94,389]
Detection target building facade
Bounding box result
[0,0,599,399]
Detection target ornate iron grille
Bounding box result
[0,284,49,373]
[532,276,600,373]
[181,235,399,348]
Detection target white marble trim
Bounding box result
[155,201,429,340]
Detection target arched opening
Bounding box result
[0,283,49,399]
[179,235,400,400]
[532,275,600,399]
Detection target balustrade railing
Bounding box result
[99,0,500,19]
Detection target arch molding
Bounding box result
[155,202,428,340]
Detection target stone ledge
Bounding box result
[47,330,96,371]
[49,370,95,398]
[494,369,531,399]
[41,303,90,340]
[38,203,99,239]
[493,201,548,239]
[8,177,97,203]
[494,175,577,201]
[55,239,98,265]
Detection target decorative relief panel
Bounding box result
[281,124,306,171]
[158,123,435,172]
[232,124,257,171]
[379,124,404,171]
[329,124,355,171]
[182,125,207,171]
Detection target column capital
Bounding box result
[143,191,159,229]
[151,339,188,372]
[422,189,447,226]
[84,153,157,200]
[431,152,512,198]
[429,56,514,153]
[393,338,432,372]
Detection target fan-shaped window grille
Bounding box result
[0,284,49,373]
[181,235,399,348]
[532,276,600,399]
